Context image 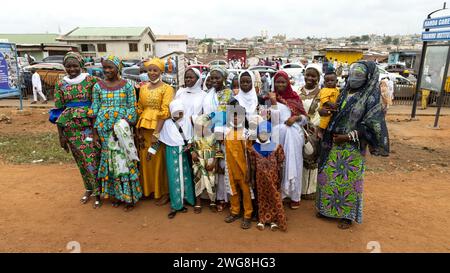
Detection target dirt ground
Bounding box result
[0,108,449,253]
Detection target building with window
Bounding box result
[57,27,157,59]
[154,35,188,58]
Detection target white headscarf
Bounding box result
[159,100,186,147]
[202,73,211,92]
[235,70,258,114]
[175,68,206,141]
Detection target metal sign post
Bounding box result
[412,3,449,129]
[433,45,450,128]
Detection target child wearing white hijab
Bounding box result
[159,99,195,219]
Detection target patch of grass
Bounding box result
[0,132,74,164]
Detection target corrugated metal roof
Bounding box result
[67,27,147,37]
[0,34,59,44]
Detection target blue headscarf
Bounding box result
[253,121,277,158]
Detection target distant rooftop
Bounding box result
[67,27,148,37]
[156,35,188,41]
[0,34,59,44]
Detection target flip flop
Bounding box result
[168,210,177,219]
[224,214,240,223]
[194,206,202,214]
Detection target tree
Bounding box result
[361,35,370,41]
[383,36,392,45]
[200,38,214,45]
[393,38,400,46]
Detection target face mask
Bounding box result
[139,73,149,82]
[348,63,368,90]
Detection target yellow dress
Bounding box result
[137,83,174,198]
[319,87,340,129]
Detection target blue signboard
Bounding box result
[0,43,20,99]
[423,16,450,29]
[422,30,450,41]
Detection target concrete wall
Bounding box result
[155,41,187,58]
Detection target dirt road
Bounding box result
[0,108,449,253]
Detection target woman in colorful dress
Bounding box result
[201,66,234,212]
[268,71,308,210]
[54,52,101,208]
[136,58,175,206]
[316,61,389,229]
[91,55,142,211]
[298,64,322,200]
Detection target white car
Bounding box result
[208,60,228,68]
[281,63,305,78]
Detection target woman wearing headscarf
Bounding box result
[136,58,175,206]
[298,64,322,200]
[268,71,308,209]
[201,66,234,212]
[316,61,389,229]
[175,67,206,142]
[91,55,142,211]
[53,52,101,208]
[202,73,212,92]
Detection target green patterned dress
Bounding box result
[54,75,101,195]
[91,79,142,204]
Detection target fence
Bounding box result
[393,83,450,107]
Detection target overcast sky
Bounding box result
[1,0,447,38]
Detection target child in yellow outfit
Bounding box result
[223,107,253,230]
[318,71,340,138]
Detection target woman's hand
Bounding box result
[59,135,69,153]
[191,151,199,163]
[268,92,277,104]
[319,107,336,117]
[285,116,299,127]
[333,134,350,144]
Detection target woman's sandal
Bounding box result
[241,219,252,230]
[216,201,225,212]
[224,214,240,223]
[156,195,170,206]
[180,207,188,213]
[80,190,93,204]
[290,201,301,210]
[209,203,217,213]
[194,205,202,214]
[123,204,135,212]
[338,219,352,230]
[316,212,326,219]
[270,223,279,232]
[256,222,265,231]
[168,210,177,219]
[93,199,102,209]
[112,201,122,208]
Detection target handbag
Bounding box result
[48,108,65,124]
[302,123,320,169]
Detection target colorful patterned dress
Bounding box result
[54,75,101,195]
[248,144,287,231]
[91,79,142,204]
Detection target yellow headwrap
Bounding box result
[144,57,165,71]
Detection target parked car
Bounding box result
[86,66,104,79]
[281,63,305,77]
[122,66,141,82]
[208,60,228,68]
[385,63,412,77]
[42,55,65,64]
[123,59,141,68]
[249,66,278,78]
[188,65,209,74]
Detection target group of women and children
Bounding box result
[51,51,389,232]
